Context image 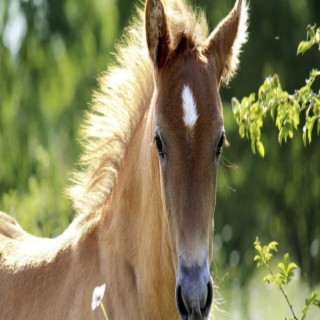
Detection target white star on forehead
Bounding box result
[182,85,198,129]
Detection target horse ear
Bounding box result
[204,0,248,84]
[145,0,171,69]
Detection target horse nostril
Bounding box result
[176,285,190,318]
[201,281,213,317]
[176,259,214,318]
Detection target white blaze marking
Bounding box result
[182,85,198,129]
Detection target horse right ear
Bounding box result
[145,0,171,69]
[204,0,248,84]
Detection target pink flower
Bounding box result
[91,284,106,311]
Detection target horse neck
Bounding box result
[107,94,176,294]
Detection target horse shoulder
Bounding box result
[0,211,56,264]
[0,212,103,319]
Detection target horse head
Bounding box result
[145,0,248,318]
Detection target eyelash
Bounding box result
[216,132,225,157]
[154,130,167,158]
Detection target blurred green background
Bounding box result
[0,0,319,318]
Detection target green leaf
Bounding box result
[287,262,297,274]
[308,116,316,143]
[254,237,262,251]
[278,262,286,275]
[239,125,245,138]
[268,241,278,252]
[263,274,273,284]
[302,290,320,320]
[256,141,265,158]
[297,40,313,55]
[303,127,307,146]
[251,140,256,154]
[265,253,272,262]
[293,112,300,129]
[277,253,298,285]
[306,24,316,38]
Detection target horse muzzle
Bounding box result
[175,258,213,320]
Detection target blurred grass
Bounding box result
[212,268,320,320]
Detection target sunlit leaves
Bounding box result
[232,25,320,156]
[254,237,278,267]
[278,253,298,286]
[232,93,266,157]
[302,290,320,320]
[253,238,320,320]
[255,244,297,289]
[297,25,320,55]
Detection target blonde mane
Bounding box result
[69,0,210,215]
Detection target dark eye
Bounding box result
[216,132,225,157]
[154,129,167,158]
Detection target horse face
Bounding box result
[145,0,248,318]
[154,50,223,318]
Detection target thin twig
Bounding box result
[278,285,299,320]
[267,265,299,320]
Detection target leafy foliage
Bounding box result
[215,1,320,287]
[253,238,278,267]
[297,25,320,55]
[302,290,320,320]
[254,238,320,320]
[0,0,119,236]
[232,25,320,156]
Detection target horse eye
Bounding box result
[216,132,225,156]
[154,132,167,158]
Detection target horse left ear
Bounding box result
[145,0,171,69]
[204,0,248,84]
